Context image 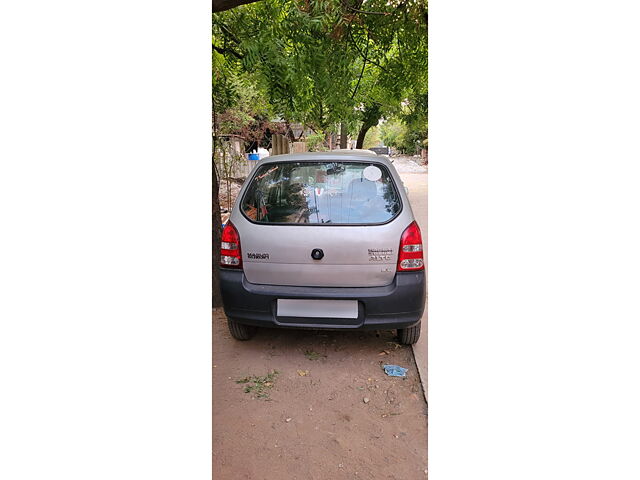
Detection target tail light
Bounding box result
[397,221,424,271]
[220,222,242,269]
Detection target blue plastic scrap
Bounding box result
[383,364,408,377]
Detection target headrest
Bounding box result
[347,177,377,201]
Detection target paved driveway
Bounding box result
[393,156,428,400]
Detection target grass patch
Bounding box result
[236,370,279,399]
[304,350,326,361]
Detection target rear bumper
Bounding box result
[219,269,425,330]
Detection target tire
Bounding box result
[227,318,256,341]
[397,321,421,345]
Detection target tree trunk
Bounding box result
[356,122,374,149]
[285,121,296,142]
[340,123,347,149]
[212,98,223,308]
[213,160,223,308]
[356,104,381,149]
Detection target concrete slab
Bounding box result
[395,159,428,401]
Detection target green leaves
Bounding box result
[213,0,427,144]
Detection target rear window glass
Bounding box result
[240,161,401,224]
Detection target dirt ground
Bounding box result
[213,309,428,480]
[213,154,428,479]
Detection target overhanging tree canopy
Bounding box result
[213,0,427,145]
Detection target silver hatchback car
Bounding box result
[219,151,425,344]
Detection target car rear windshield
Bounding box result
[240,161,401,224]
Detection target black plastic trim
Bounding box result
[219,269,425,330]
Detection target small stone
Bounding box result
[285,417,292,422]
[363,397,370,404]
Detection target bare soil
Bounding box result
[213,308,428,480]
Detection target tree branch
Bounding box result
[350,35,370,99]
[219,23,241,45]
[347,7,391,16]
[213,43,244,59]
[347,26,388,73]
[213,0,260,13]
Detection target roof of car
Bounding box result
[331,149,378,155]
[257,150,391,167]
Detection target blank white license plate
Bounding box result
[277,299,358,319]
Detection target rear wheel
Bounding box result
[397,321,421,345]
[227,318,256,341]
